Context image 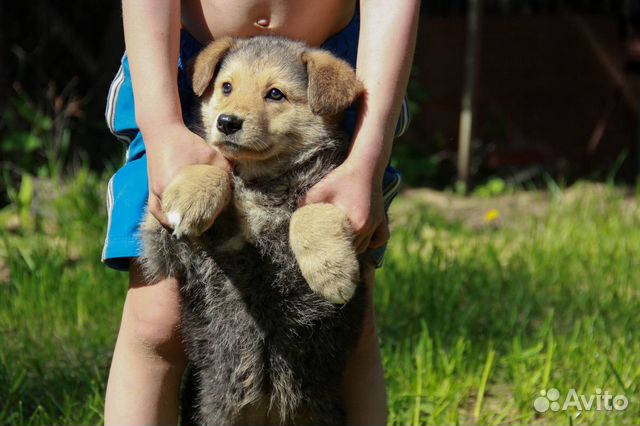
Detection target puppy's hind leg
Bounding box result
[162,165,231,238]
[289,203,359,304]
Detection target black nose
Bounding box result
[217,114,243,135]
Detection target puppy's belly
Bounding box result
[178,208,363,423]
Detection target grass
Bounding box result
[1,171,639,425]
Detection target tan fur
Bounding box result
[196,39,363,179]
[198,56,316,177]
[161,164,231,238]
[141,38,369,425]
[302,50,364,116]
[163,37,364,303]
[289,203,359,304]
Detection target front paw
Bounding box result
[162,165,231,238]
[290,203,359,304]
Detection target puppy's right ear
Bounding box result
[190,37,235,97]
[302,49,364,116]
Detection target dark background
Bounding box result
[2,0,640,197]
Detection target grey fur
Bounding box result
[141,37,365,426]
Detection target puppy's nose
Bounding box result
[217,114,243,135]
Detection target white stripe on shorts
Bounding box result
[395,96,411,138]
[101,174,115,262]
[105,54,135,147]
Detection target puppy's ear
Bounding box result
[190,37,235,97]
[302,49,364,115]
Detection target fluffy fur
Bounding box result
[141,36,366,425]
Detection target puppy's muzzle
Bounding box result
[217,114,243,135]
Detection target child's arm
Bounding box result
[122,0,230,227]
[302,0,420,253]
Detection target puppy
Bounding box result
[141,36,366,425]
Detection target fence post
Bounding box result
[457,0,482,192]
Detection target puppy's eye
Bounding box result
[265,88,285,101]
[222,82,232,95]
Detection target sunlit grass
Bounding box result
[380,184,640,425]
[1,173,638,425]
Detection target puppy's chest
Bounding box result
[212,182,294,253]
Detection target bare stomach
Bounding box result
[182,0,357,47]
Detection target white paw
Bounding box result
[167,211,184,238]
[167,211,181,228]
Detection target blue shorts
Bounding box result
[102,6,409,271]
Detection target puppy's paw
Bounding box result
[162,165,231,238]
[290,203,359,304]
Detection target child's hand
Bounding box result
[300,160,389,254]
[144,123,232,229]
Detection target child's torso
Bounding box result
[182,0,356,47]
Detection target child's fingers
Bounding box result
[355,217,389,254]
[148,193,172,230]
[368,219,390,249]
[210,146,234,172]
[355,231,373,255]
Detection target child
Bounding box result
[102,0,419,424]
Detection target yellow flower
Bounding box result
[484,208,500,223]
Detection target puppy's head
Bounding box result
[191,36,363,167]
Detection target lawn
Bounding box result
[1,171,639,425]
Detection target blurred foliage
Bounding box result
[1,0,125,197]
[0,84,86,213]
[393,65,460,189]
[472,177,511,198]
[392,145,441,187]
[407,66,430,116]
[1,86,80,179]
[0,168,107,242]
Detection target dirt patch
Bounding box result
[395,188,552,230]
[392,183,637,231]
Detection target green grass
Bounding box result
[1,172,639,425]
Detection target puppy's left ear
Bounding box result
[302,49,364,116]
[190,37,235,97]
